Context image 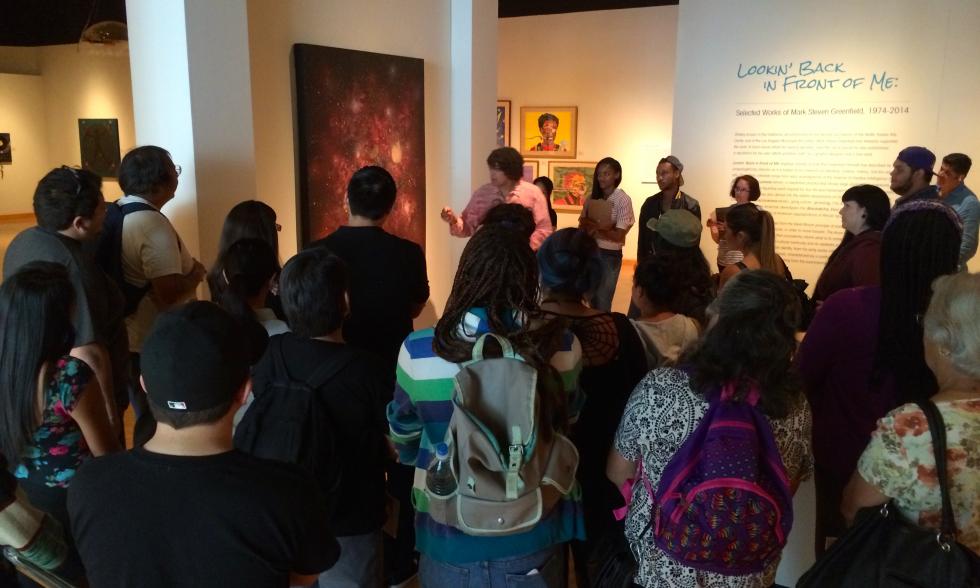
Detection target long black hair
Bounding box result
[683,269,802,418]
[589,157,623,201]
[208,200,279,301]
[216,238,280,364]
[434,225,567,436]
[0,262,75,464]
[872,201,962,404]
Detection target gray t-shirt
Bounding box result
[3,227,129,406]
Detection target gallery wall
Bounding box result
[497,6,679,262]
[0,72,49,215]
[245,0,484,321]
[672,0,980,286]
[0,45,135,214]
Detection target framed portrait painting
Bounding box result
[520,106,577,159]
[548,161,595,212]
[294,44,426,248]
[496,100,511,147]
[0,133,11,164]
[522,159,538,182]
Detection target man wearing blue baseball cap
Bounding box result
[891,146,939,206]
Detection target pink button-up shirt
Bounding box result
[450,180,553,249]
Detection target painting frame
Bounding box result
[496,100,511,147]
[548,160,596,213]
[78,118,121,178]
[520,106,577,159]
[0,133,11,164]
[293,43,426,249]
[522,159,539,183]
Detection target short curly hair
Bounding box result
[923,272,980,380]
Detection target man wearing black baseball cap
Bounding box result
[68,301,338,588]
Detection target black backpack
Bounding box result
[92,200,158,316]
[234,336,353,514]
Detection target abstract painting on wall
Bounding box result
[497,100,511,147]
[294,44,426,248]
[0,133,11,164]
[78,119,121,177]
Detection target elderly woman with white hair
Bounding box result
[842,271,980,554]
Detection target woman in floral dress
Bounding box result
[0,262,120,581]
[843,272,980,554]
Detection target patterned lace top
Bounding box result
[14,356,94,488]
[614,367,813,587]
[858,399,980,554]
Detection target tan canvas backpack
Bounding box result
[425,333,579,536]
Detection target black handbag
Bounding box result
[797,400,980,587]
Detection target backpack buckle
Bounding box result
[506,443,524,499]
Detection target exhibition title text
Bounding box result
[736,61,897,93]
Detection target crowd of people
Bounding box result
[0,141,977,588]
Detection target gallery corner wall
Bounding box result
[497,5,679,262]
[0,45,136,215]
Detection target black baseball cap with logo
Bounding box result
[142,301,248,412]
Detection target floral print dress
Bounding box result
[14,356,94,488]
[614,367,814,588]
[857,399,980,554]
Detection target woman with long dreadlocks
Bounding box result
[796,200,962,556]
[387,225,585,587]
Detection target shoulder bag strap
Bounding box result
[915,399,957,540]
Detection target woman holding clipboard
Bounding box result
[578,157,635,311]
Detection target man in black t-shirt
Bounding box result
[251,247,390,588]
[310,165,429,373]
[309,166,428,586]
[68,302,337,588]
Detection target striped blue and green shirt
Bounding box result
[386,308,586,563]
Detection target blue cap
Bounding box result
[897,146,936,176]
[435,443,450,459]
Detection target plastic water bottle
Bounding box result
[426,443,457,496]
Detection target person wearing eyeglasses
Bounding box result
[4,166,129,436]
[936,153,979,271]
[110,146,207,446]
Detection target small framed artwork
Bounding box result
[522,159,539,182]
[548,161,596,212]
[0,133,11,164]
[520,106,577,159]
[78,119,121,177]
[496,100,511,147]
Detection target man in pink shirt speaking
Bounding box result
[441,147,553,249]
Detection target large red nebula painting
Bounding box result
[294,44,425,248]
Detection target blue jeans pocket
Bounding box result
[420,556,470,587]
[503,549,563,587]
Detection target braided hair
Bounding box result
[872,201,962,404]
[434,225,568,435]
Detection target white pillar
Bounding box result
[125,0,257,268]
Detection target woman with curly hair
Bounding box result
[608,269,813,587]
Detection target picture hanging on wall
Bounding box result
[548,161,596,212]
[78,118,119,178]
[520,106,577,159]
[0,133,11,164]
[522,159,538,182]
[78,119,121,178]
[496,100,511,147]
[294,44,426,248]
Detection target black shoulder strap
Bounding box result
[916,399,956,538]
[270,336,356,392]
[735,261,748,270]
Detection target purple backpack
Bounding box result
[651,380,793,575]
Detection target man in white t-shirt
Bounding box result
[115,146,207,444]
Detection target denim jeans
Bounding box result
[590,249,623,312]
[419,544,566,587]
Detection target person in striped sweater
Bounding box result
[387,225,585,586]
